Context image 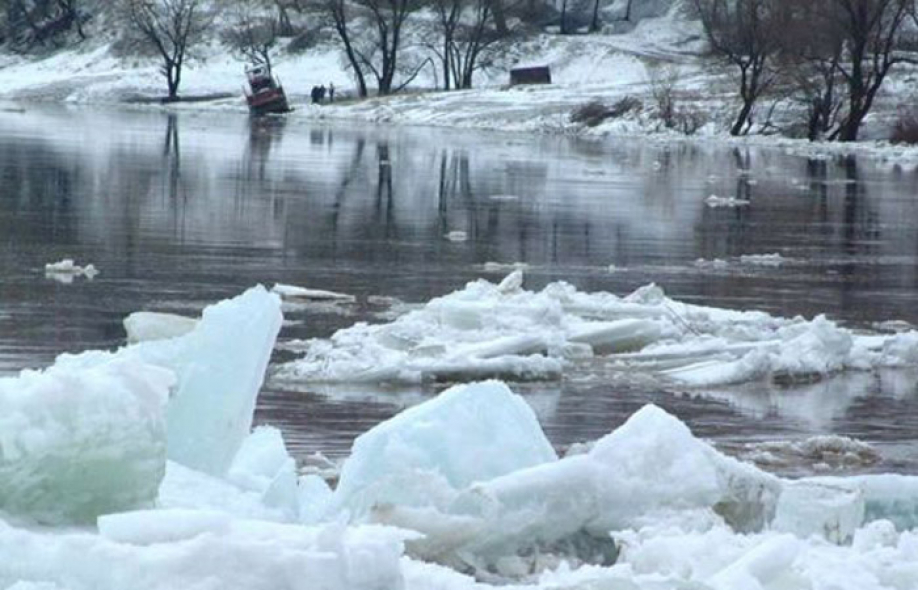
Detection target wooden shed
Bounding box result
[509,66,552,86]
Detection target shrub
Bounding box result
[891,109,918,145]
[570,96,641,127]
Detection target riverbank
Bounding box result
[1,12,917,167]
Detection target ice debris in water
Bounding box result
[123,311,198,344]
[705,194,750,208]
[740,253,787,267]
[332,381,557,520]
[738,435,880,472]
[275,271,665,385]
[277,271,918,388]
[271,283,356,303]
[44,258,98,283]
[0,359,174,525]
[54,285,283,476]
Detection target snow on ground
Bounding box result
[275,270,918,388]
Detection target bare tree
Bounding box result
[223,3,280,74]
[692,0,784,136]
[827,0,913,141]
[429,0,502,89]
[325,0,369,97]
[4,0,88,49]
[122,0,211,101]
[325,0,422,96]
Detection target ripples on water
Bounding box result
[2,106,918,475]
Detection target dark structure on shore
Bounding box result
[509,66,552,86]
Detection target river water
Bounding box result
[2,106,918,476]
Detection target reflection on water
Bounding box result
[2,106,918,474]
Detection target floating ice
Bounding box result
[739,253,787,267]
[279,272,918,388]
[55,286,283,476]
[44,258,98,283]
[276,273,667,385]
[705,194,750,208]
[334,381,557,519]
[0,358,174,525]
[445,230,468,242]
[449,405,780,560]
[271,283,356,303]
[123,311,198,344]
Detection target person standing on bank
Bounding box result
[328,82,335,103]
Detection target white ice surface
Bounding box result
[334,381,557,520]
[228,426,299,520]
[0,516,412,590]
[0,358,173,525]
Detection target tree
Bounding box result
[429,0,502,90]
[223,3,280,74]
[122,0,211,101]
[827,0,913,141]
[3,0,88,50]
[692,0,784,136]
[325,0,423,96]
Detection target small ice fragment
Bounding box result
[445,230,468,242]
[739,253,786,267]
[44,258,99,282]
[705,195,750,208]
[483,261,529,273]
[497,269,524,294]
[124,311,199,344]
[488,194,520,201]
[271,283,356,303]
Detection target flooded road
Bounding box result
[2,106,918,476]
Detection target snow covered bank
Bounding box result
[276,271,918,389]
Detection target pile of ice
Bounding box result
[0,359,173,525]
[43,258,98,283]
[0,286,283,525]
[276,271,918,388]
[3,373,918,588]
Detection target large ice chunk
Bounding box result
[334,381,558,519]
[450,404,781,557]
[56,286,283,476]
[0,359,173,525]
[772,480,865,544]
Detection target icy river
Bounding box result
[2,106,918,478]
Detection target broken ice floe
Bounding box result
[276,271,918,388]
[271,283,356,303]
[736,435,880,473]
[44,258,98,283]
[0,286,283,524]
[55,286,283,477]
